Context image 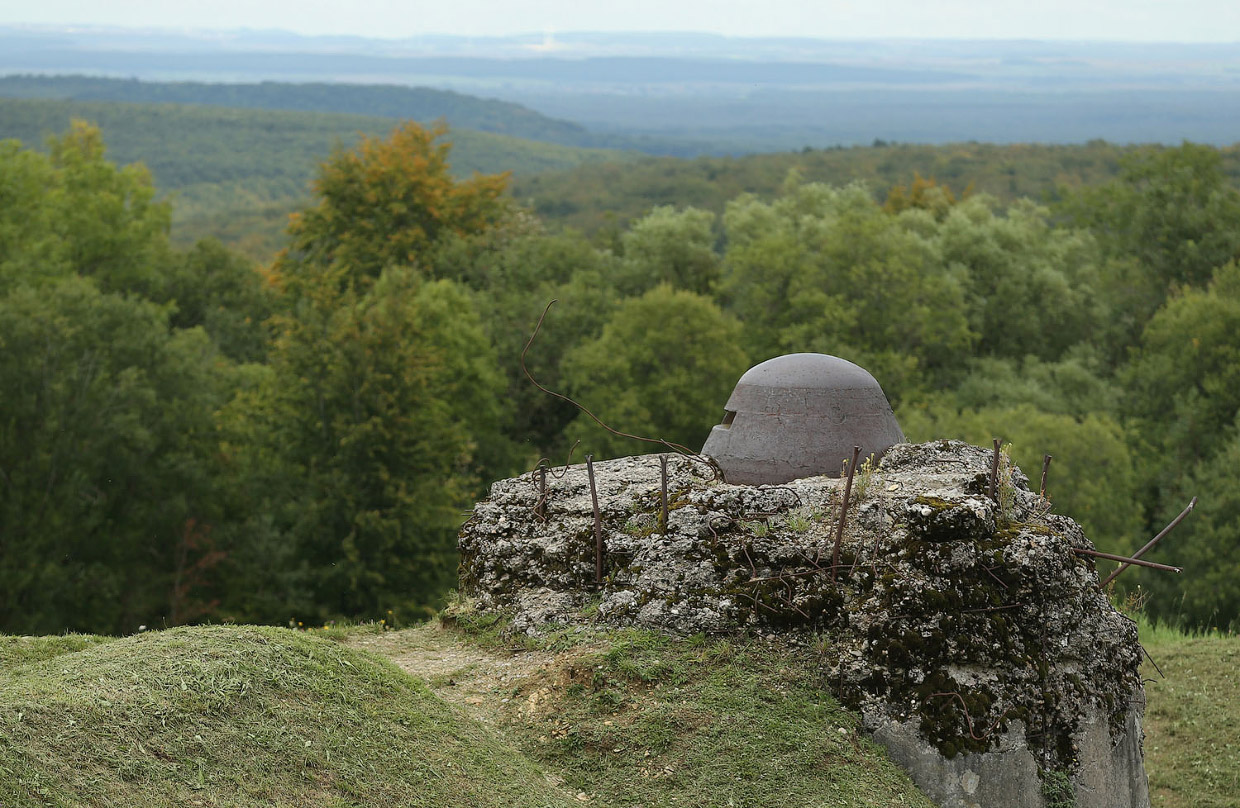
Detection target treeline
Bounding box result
[513,140,1240,236]
[2,122,1239,636]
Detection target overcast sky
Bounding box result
[3,0,1238,42]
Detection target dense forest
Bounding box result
[2,117,1239,638]
[0,74,599,147]
[0,96,632,258]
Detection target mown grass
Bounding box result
[3,617,1235,807]
[0,625,576,808]
[430,613,937,808]
[1139,618,1240,808]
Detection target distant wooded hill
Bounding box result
[0,95,632,257]
[3,87,1238,260]
[0,74,703,156]
[0,74,592,145]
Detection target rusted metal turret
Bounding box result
[701,353,904,485]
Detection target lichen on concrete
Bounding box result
[458,440,1149,808]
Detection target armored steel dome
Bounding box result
[701,353,905,485]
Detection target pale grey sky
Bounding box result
[2,0,1237,42]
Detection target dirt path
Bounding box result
[345,623,593,725]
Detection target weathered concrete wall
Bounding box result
[459,441,1150,808]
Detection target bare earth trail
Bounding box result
[346,624,600,725]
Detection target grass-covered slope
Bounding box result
[359,616,938,808]
[5,618,1231,807]
[0,626,576,808]
[1140,621,1240,808]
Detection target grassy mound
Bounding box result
[367,614,938,808]
[0,626,575,807]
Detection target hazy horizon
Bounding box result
[3,0,1240,43]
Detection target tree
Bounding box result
[1133,428,1240,630]
[562,285,748,458]
[934,197,1106,362]
[253,123,514,620]
[616,206,719,296]
[1060,143,1240,356]
[1063,143,1240,292]
[256,271,504,620]
[433,223,621,465]
[276,121,510,289]
[883,172,968,219]
[0,120,171,296]
[158,238,275,363]
[719,182,974,402]
[1124,262,1240,489]
[0,279,227,634]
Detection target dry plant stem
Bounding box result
[1071,547,1181,573]
[660,454,669,535]
[586,454,603,585]
[989,438,1001,502]
[831,445,862,582]
[1100,496,1197,587]
[520,299,712,470]
[1040,454,1053,499]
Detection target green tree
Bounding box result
[0,121,170,295]
[158,238,275,363]
[1063,143,1240,291]
[0,279,228,634]
[277,121,510,289]
[934,197,1106,361]
[719,182,974,401]
[1062,143,1240,355]
[616,206,719,296]
[1124,262,1240,489]
[1132,426,1240,630]
[433,223,621,465]
[562,285,748,458]
[257,271,503,620]
[252,123,515,620]
[949,348,1121,420]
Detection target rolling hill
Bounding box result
[0,95,633,257]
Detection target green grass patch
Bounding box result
[1140,621,1240,808]
[0,634,115,672]
[447,618,936,808]
[0,625,575,807]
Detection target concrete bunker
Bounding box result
[701,353,906,485]
[458,355,1151,808]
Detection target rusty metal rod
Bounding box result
[989,438,1001,502]
[586,454,603,585]
[660,454,669,535]
[1040,455,1052,499]
[831,445,862,582]
[1071,547,1181,573]
[536,463,548,520]
[1100,496,1197,587]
